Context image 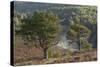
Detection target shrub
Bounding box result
[82,42,92,51]
[65,49,72,61]
[48,48,62,58]
[47,48,52,58]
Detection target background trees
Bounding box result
[16,11,60,59]
[79,6,97,24]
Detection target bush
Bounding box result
[82,43,92,51]
[65,49,72,60]
[48,48,52,58]
[80,37,92,51]
[48,48,61,58]
[53,52,61,58]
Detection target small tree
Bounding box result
[80,37,92,51]
[67,16,91,50]
[16,11,60,59]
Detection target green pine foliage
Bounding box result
[16,11,60,59]
[79,6,97,24]
[67,15,92,50]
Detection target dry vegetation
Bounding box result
[14,38,97,66]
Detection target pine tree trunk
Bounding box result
[43,48,48,59]
[77,35,80,51]
[77,40,80,50]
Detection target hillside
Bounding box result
[14,1,97,49]
[12,1,97,66]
